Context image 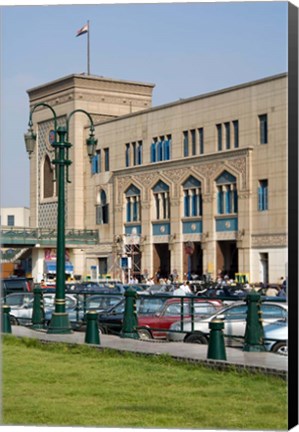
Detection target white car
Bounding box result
[167,301,288,347]
[263,319,288,355]
[4,293,77,326]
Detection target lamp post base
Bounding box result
[243,344,266,352]
[47,313,73,334]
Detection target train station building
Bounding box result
[25,72,287,284]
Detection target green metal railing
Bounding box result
[0,227,99,246]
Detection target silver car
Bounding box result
[4,293,77,326]
[167,301,288,345]
[263,319,288,355]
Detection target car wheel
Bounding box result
[184,333,208,344]
[98,325,106,334]
[272,341,288,356]
[10,316,19,326]
[138,328,152,340]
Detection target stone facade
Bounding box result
[27,73,287,284]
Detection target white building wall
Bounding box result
[250,247,288,285]
[0,207,30,227]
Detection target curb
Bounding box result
[6,332,287,380]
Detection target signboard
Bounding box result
[90,265,98,281]
[207,262,214,273]
[120,257,132,269]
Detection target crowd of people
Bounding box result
[126,270,287,299]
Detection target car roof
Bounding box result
[163,297,220,304]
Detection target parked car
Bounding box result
[263,319,288,356]
[66,282,125,294]
[123,284,149,292]
[4,293,77,326]
[1,277,32,297]
[2,292,34,307]
[144,284,174,295]
[167,301,288,345]
[97,295,170,335]
[44,293,123,330]
[137,298,222,340]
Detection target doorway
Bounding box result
[153,244,170,281]
[216,241,238,279]
[259,253,269,285]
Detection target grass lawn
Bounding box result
[2,335,287,429]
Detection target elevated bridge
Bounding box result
[1,227,99,249]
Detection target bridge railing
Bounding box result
[0,227,99,246]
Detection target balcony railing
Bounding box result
[0,227,99,246]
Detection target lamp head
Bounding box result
[86,132,98,162]
[24,126,37,159]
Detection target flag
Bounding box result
[76,23,88,37]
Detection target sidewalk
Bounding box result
[9,325,287,379]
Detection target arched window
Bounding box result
[96,190,109,224]
[125,185,141,222]
[216,171,238,215]
[183,176,202,217]
[43,155,54,199]
[152,180,170,220]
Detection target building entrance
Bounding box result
[216,240,238,279]
[153,244,170,281]
[259,252,269,285]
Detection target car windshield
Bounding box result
[42,294,77,309]
[3,293,33,306]
[163,303,189,316]
[137,297,167,315]
[261,304,287,319]
[193,303,219,315]
[222,304,247,320]
[86,295,122,310]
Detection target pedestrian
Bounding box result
[179,280,192,295]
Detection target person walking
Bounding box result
[179,280,192,295]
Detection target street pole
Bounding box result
[25,104,97,334]
[47,126,72,333]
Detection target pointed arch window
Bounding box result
[216,171,238,215]
[152,180,170,220]
[125,185,141,222]
[183,176,202,217]
[43,154,55,199]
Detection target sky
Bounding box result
[0,1,290,209]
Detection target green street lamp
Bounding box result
[24,102,97,333]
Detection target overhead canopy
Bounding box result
[44,261,74,275]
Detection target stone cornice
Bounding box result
[27,74,155,103]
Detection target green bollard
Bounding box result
[243,290,266,352]
[32,286,45,329]
[85,311,100,345]
[120,287,139,339]
[2,304,12,334]
[207,319,227,361]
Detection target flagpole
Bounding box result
[87,20,90,75]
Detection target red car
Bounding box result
[137,297,222,340]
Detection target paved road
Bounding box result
[8,325,287,378]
